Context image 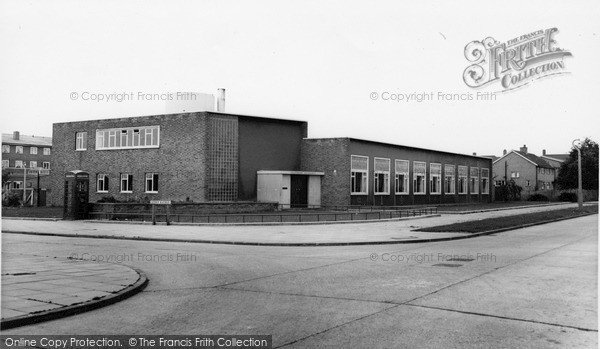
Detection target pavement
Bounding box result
[0,201,596,329]
[1,253,147,329]
[1,202,596,246]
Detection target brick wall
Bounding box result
[301,138,350,206]
[50,112,208,205]
[89,201,278,218]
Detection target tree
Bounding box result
[555,138,599,190]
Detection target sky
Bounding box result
[1,0,599,157]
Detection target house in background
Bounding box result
[2,131,52,206]
[492,145,557,199]
[541,149,569,171]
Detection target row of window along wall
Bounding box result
[350,155,490,196]
[95,173,159,194]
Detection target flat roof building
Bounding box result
[2,131,53,206]
[50,111,307,206]
[50,112,491,208]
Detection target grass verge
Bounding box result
[416,206,598,233]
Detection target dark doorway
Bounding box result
[38,189,47,207]
[290,175,308,208]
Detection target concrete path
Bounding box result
[1,202,595,245]
[1,252,147,329]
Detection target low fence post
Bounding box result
[166,204,171,226]
[152,204,156,225]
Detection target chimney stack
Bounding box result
[543,149,546,155]
[472,152,477,156]
[503,149,507,155]
[217,88,226,112]
[520,144,528,154]
[13,131,19,140]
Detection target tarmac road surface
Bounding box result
[1,214,597,348]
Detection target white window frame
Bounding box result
[430,163,442,195]
[470,167,479,194]
[96,126,160,150]
[97,173,109,192]
[42,162,50,169]
[458,166,468,194]
[15,146,23,154]
[481,168,490,194]
[76,132,87,151]
[29,161,37,169]
[14,160,24,168]
[120,173,133,193]
[394,159,409,195]
[413,161,426,195]
[13,181,23,189]
[2,145,9,153]
[2,160,8,168]
[43,148,51,155]
[374,158,390,195]
[351,155,369,195]
[145,173,159,193]
[30,147,38,155]
[444,164,455,195]
[511,171,520,178]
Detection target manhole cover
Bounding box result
[432,263,462,267]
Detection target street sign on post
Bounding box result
[150,200,172,225]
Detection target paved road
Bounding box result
[1,215,597,348]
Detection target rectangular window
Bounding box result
[43,162,50,169]
[444,164,455,194]
[97,173,109,192]
[481,168,490,194]
[351,155,368,195]
[96,126,160,150]
[458,166,468,194]
[109,130,116,148]
[511,171,520,178]
[145,173,159,193]
[15,146,23,154]
[76,132,87,151]
[470,167,479,194]
[2,160,8,168]
[13,181,23,189]
[413,161,426,194]
[374,158,390,195]
[133,129,140,147]
[495,180,505,186]
[120,173,133,192]
[43,148,51,155]
[430,163,441,195]
[395,160,409,194]
[30,147,38,155]
[2,145,9,153]
[120,130,128,147]
[29,161,37,168]
[14,160,24,168]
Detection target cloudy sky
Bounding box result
[1,0,599,157]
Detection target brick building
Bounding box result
[492,145,557,198]
[51,111,492,208]
[2,132,52,205]
[301,138,492,206]
[50,111,306,206]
